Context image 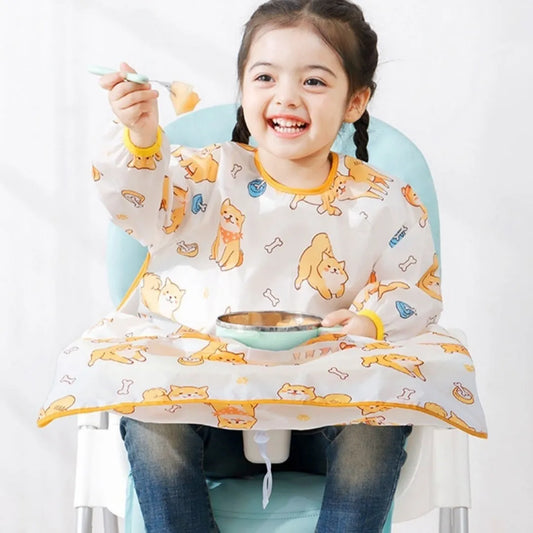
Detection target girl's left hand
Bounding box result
[322,309,377,338]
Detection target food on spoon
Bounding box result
[170,81,200,115]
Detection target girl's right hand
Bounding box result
[99,62,160,148]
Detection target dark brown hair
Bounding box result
[231,0,378,161]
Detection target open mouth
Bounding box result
[268,117,309,134]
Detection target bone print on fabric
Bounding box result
[38,133,487,439]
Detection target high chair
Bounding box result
[75,105,471,533]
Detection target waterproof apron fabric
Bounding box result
[38,127,487,439]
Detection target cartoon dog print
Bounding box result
[172,327,246,366]
[114,385,211,415]
[178,340,247,366]
[402,184,428,227]
[92,166,102,182]
[424,402,477,433]
[289,159,391,215]
[171,144,220,183]
[417,254,442,301]
[210,198,245,271]
[169,386,209,401]
[359,403,391,416]
[127,151,162,170]
[160,176,188,234]
[39,395,76,419]
[421,342,470,356]
[362,341,394,351]
[210,402,258,430]
[289,186,342,216]
[277,383,352,405]
[352,280,410,312]
[140,273,185,321]
[88,342,148,366]
[295,233,348,299]
[335,157,392,201]
[361,353,427,381]
[440,343,470,356]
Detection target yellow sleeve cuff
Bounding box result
[357,309,385,341]
[123,126,163,157]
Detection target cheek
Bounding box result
[242,93,262,119]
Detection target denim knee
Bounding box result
[120,418,204,483]
[316,425,411,532]
[327,424,411,492]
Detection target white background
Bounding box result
[1,1,531,531]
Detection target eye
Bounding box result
[304,78,326,87]
[254,74,273,82]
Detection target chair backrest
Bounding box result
[108,104,440,306]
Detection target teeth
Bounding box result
[272,118,306,128]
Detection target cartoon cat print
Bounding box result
[295,233,348,299]
[210,198,245,271]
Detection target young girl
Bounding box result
[97,1,412,531]
[39,0,486,531]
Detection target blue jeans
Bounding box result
[120,419,411,533]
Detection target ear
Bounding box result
[344,87,372,123]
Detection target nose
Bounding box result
[275,80,300,108]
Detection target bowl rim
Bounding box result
[216,311,323,332]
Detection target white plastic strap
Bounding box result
[253,430,273,508]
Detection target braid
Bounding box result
[231,106,251,144]
[353,109,370,162]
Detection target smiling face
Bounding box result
[241,24,368,180]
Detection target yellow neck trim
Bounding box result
[254,152,339,194]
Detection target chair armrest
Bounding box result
[74,414,129,517]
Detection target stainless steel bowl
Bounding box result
[216,311,323,332]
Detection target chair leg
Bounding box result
[439,507,469,533]
[452,507,469,533]
[76,507,93,533]
[102,508,119,533]
[439,508,452,533]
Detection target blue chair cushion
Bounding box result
[125,471,393,533]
